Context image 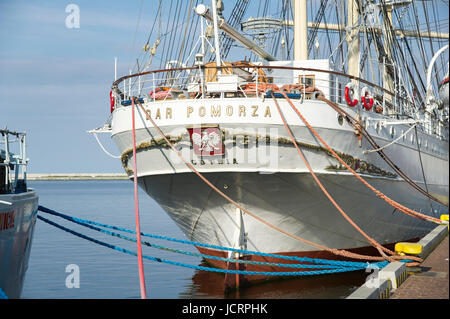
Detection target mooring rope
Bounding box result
[318,95,449,209]
[270,91,396,262]
[276,91,443,226]
[37,205,383,268]
[36,207,395,276]
[0,288,7,299]
[131,97,147,299]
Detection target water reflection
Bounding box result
[180,260,368,299]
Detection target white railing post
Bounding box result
[152,73,156,102]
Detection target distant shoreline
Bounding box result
[27,173,128,181]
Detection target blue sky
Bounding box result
[1,0,448,173]
[0,0,158,173]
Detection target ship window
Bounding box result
[299,74,315,88]
[337,115,343,125]
[376,122,381,134]
[363,118,369,129]
[390,127,395,139]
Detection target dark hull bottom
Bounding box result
[196,238,419,290]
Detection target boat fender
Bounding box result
[110,90,115,113]
[361,87,374,111]
[345,82,359,107]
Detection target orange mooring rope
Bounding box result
[135,100,419,263]
[131,97,147,299]
[275,90,443,225]
[317,95,449,208]
[270,92,394,261]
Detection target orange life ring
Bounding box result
[361,87,374,111]
[110,90,115,113]
[344,83,358,107]
[149,87,172,99]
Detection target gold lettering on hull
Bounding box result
[143,105,273,121]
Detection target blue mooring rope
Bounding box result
[37,205,393,276]
[0,288,8,299]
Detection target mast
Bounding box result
[347,0,360,79]
[383,3,395,109]
[293,0,308,60]
[211,0,222,71]
[195,4,277,61]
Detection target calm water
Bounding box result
[21,180,368,299]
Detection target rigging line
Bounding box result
[410,0,430,82]
[144,0,162,47]
[322,8,335,65]
[171,0,191,67]
[307,0,324,55]
[165,0,183,69]
[158,0,174,69]
[392,8,426,105]
[180,0,200,66]
[363,123,418,154]
[421,0,438,86]
[413,125,434,214]
[127,0,145,75]
[92,132,121,159]
[431,0,446,83]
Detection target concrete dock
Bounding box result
[390,234,448,299]
[347,223,448,299]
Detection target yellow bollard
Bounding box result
[395,242,423,256]
[440,214,449,231]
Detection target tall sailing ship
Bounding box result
[97,0,449,286]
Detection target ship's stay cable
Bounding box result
[134,99,420,264]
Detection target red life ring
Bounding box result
[110,90,115,113]
[344,83,358,107]
[361,87,374,111]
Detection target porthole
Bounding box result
[390,127,395,139]
[337,115,343,126]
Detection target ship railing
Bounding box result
[0,129,28,195]
[111,65,447,140]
